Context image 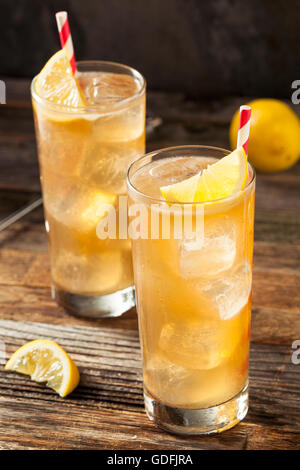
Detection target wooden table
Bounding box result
[0,82,299,450]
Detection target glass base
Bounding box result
[52,285,136,319]
[144,383,248,435]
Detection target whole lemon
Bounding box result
[229,99,300,172]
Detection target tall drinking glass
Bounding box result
[31,61,145,318]
[127,145,255,434]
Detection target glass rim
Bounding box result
[31,59,146,115]
[126,144,256,206]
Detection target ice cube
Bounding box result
[80,190,116,230]
[79,72,140,105]
[202,262,252,320]
[81,145,139,194]
[159,319,239,370]
[47,185,116,231]
[179,220,236,279]
[145,352,244,409]
[146,354,191,385]
[79,72,144,141]
[145,354,199,406]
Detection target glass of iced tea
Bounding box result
[31,53,145,318]
[127,145,255,434]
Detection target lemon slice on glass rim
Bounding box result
[34,49,85,109]
[160,147,248,203]
[5,339,80,397]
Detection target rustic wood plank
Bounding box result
[254,211,300,244]
[247,344,300,429]
[3,208,300,255]
[0,281,298,346]
[0,285,138,331]
[1,193,300,248]
[0,238,299,344]
[252,271,300,314]
[1,394,298,450]
[0,320,299,449]
[0,281,297,346]
[1,239,299,285]
[0,250,50,286]
[251,307,300,346]
[0,395,248,450]
[0,219,47,253]
[253,241,300,273]
[243,423,300,450]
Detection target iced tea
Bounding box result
[32,61,145,317]
[127,145,255,434]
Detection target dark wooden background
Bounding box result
[0,0,299,98]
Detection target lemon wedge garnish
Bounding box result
[5,339,80,397]
[160,148,248,203]
[160,172,200,203]
[35,49,85,108]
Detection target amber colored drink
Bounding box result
[127,146,255,434]
[32,62,145,317]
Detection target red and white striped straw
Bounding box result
[55,11,77,76]
[237,105,251,155]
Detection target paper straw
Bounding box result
[55,11,77,76]
[237,105,251,155]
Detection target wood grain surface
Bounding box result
[0,81,299,449]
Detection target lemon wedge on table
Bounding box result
[5,339,80,397]
[34,49,85,108]
[160,147,248,203]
